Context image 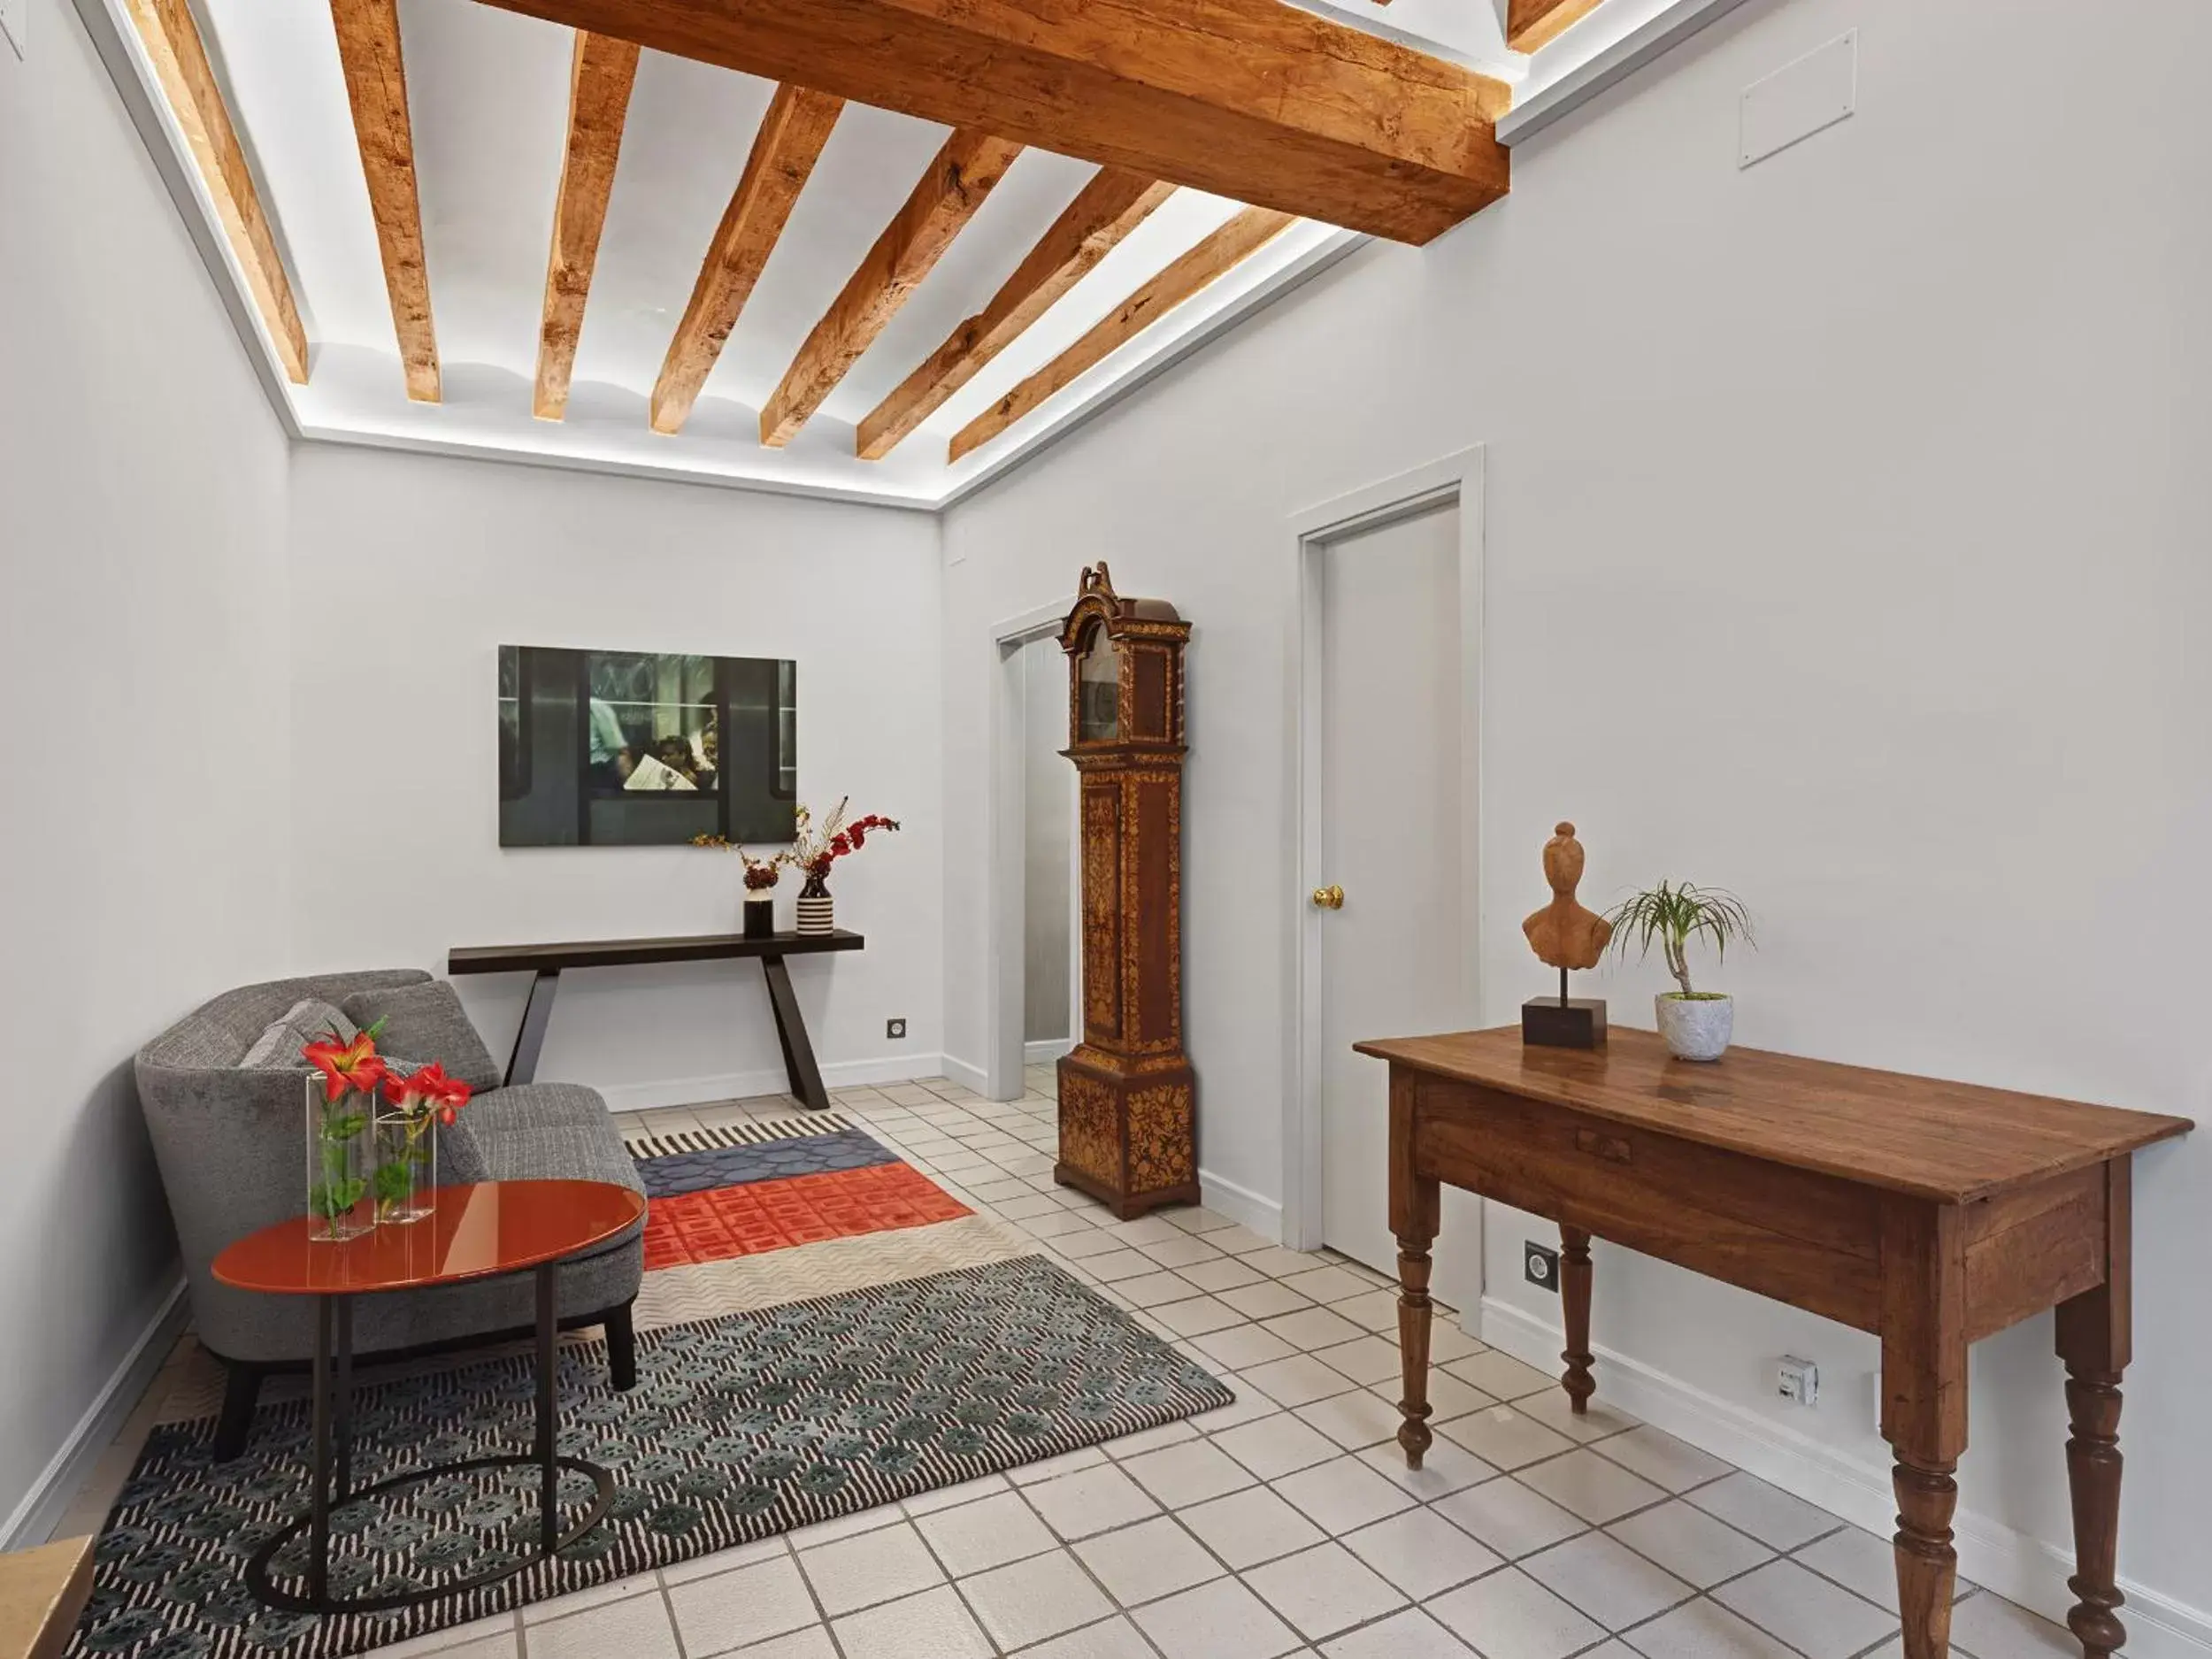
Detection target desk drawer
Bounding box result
[1414,1079,1885,1333]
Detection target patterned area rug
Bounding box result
[73,1118,1233,1658]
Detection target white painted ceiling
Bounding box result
[145,0,1659,507]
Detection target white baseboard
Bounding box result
[1198,1168,1284,1243]
[1477,1296,2211,1656]
[1024,1038,1074,1066]
[3,1275,189,1548]
[596,1054,952,1113]
[940,1055,989,1096]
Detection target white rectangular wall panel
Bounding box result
[1740,29,1856,167]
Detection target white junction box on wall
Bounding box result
[1774,1355,1820,1408]
[1740,30,1857,168]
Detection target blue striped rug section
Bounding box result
[621,1113,852,1160]
[633,1130,901,1198]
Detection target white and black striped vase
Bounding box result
[795,873,834,935]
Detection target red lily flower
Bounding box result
[419,1064,473,1125]
[381,1067,427,1108]
[303,1031,388,1102]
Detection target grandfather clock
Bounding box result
[1055,564,1199,1219]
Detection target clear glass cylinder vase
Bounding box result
[373,1110,438,1225]
[304,1077,375,1242]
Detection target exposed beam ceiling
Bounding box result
[124,0,310,384]
[856,169,1174,461]
[328,0,442,402]
[949,206,1295,464]
[1508,0,1608,53]
[534,31,641,420]
[760,129,1023,449]
[467,0,1511,245]
[649,84,845,436]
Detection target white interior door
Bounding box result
[1314,499,1481,1308]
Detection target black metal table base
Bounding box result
[243,1262,611,1615]
[499,950,838,1109]
[242,1454,614,1615]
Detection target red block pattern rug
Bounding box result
[622,1116,1030,1331]
[643,1162,972,1271]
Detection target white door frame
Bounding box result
[985,600,1073,1102]
[1282,448,1486,1252]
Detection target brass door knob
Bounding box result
[1311,884,1345,910]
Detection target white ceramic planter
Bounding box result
[1656,993,1733,1062]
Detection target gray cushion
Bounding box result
[467,1082,613,1138]
[239,999,356,1069]
[441,1082,612,1185]
[481,1121,645,1193]
[340,982,503,1092]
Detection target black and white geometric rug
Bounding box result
[69,1256,1233,1658]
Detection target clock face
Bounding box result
[1076,625,1121,741]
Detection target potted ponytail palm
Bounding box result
[1606,881,1755,1062]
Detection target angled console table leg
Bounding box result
[507,968,561,1087]
[760,954,830,1110]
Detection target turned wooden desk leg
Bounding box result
[2055,1159,2132,1659]
[1388,1068,1440,1470]
[1560,1225,1594,1414]
[1881,1200,1967,1659]
[1892,1456,1961,1655]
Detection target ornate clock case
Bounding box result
[1054,564,1199,1219]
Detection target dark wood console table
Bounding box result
[449,930,863,1110]
[1356,1027,2190,1659]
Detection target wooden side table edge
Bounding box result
[0,1534,93,1659]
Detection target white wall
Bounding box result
[288,448,944,1108]
[942,0,2211,1634]
[1020,638,1072,1048]
[0,0,296,1534]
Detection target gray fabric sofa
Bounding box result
[135,970,644,1458]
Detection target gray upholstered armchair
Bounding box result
[135,970,644,1458]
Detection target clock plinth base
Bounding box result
[1055,1047,1199,1221]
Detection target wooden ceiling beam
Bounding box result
[329,0,441,402]
[759,129,1023,449]
[467,0,1509,245]
[534,32,641,420]
[650,84,843,436]
[856,168,1173,461]
[125,0,310,383]
[1507,0,1608,53]
[949,205,1294,465]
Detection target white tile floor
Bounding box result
[82,1069,2085,1659]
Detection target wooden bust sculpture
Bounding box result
[1522,821,1611,1048]
[1053,565,1199,1218]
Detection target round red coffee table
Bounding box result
[212,1179,646,1616]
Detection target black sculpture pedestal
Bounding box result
[1523,966,1607,1048]
[1522,995,1608,1049]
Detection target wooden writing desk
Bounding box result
[1356,1028,2190,1659]
[449,930,862,1110]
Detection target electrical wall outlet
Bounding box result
[885,1018,907,1040]
[1774,1356,1820,1408]
[1525,1241,1560,1293]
